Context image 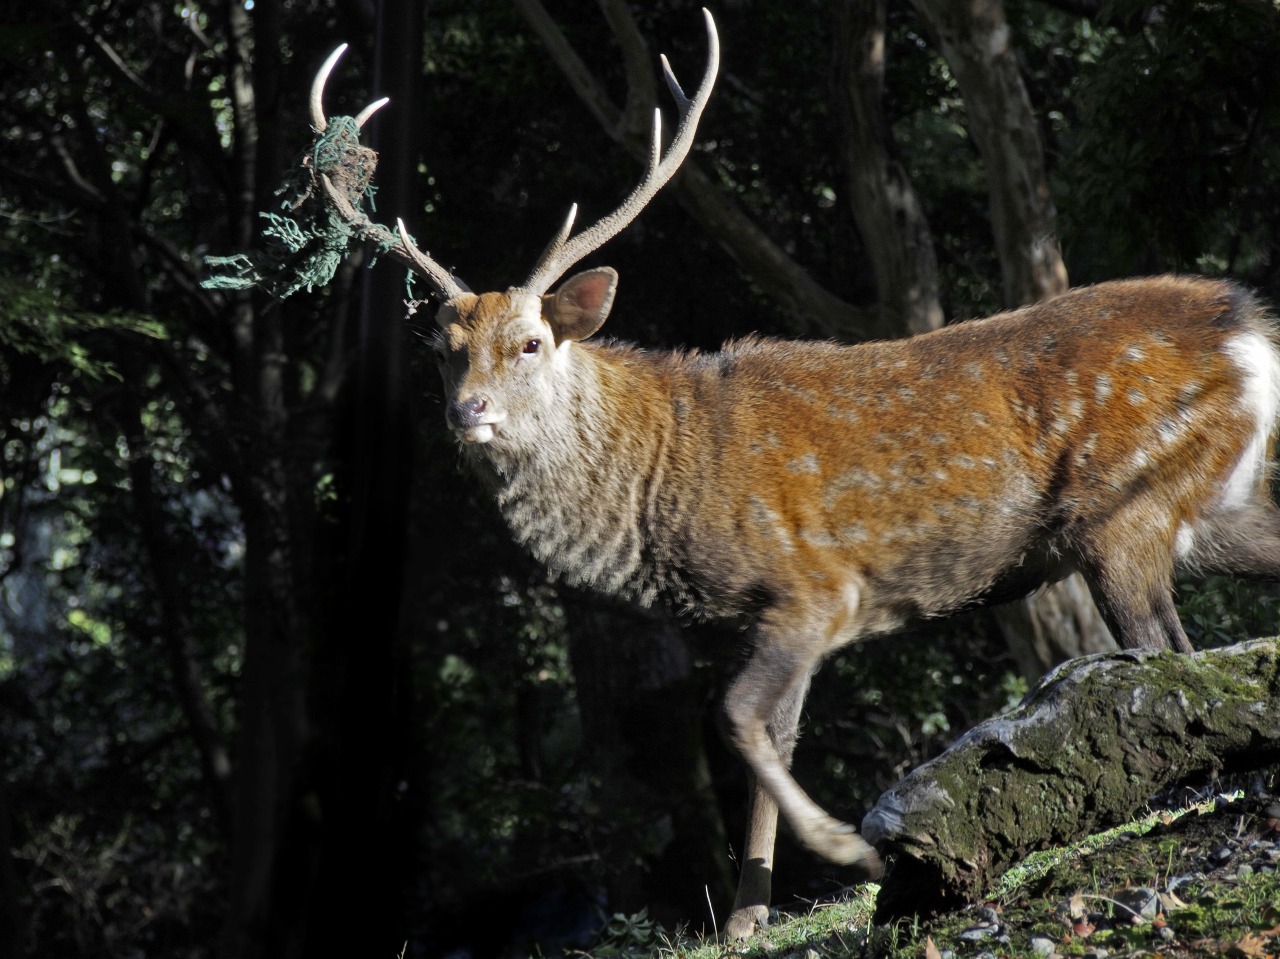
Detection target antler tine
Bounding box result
[660,53,691,111]
[519,8,720,295]
[310,44,349,132]
[529,203,579,276]
[311,45,391,132]
[354,96,390,129]
[396,219,472,302]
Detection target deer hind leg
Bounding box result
[724,676,810,940]
[722,598,882,880]
[1183,499,1280,581]
[1078,524,1193,653]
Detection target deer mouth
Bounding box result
[456,413,506,444]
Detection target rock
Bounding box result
[1113,886,1160,922]
[865,640,1280,921]
[1167,873,1196,893]
[1208,845,1234,866]
[1029,934,1057,956]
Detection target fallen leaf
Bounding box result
[1230,932,1272,959]
[1068,890,1086,920]
[1072,920,1096,939]
[1160,890,1188,911]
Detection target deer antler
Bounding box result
[513,8,719,295]
[308,8,715,306]
[309,43,389,132]
[309,45,471,303]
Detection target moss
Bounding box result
[867,641,1280,919]
[569,781,1280,959]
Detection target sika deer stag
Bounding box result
[311,13,1280,939]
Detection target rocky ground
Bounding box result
[578,773,1280,959]
[918,790,1280,959]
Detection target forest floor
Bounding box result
[578,781,1280,959]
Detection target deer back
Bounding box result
[438,275,1280,636]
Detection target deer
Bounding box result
[306,11,1280,940]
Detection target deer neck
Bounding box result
[465,344,672,605]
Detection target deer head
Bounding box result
[310,12,716,450]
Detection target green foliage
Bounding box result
[1058,0,1280,281]
[0,276,166,382]
[202,117,390,298]
[1177,576,1280,650]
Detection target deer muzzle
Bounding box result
[447,395,505,444]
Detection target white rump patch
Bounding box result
[1174,522,1196,560]
[1221,331,1280,509]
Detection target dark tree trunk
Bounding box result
[831,0,944,339]
[864,638,1280,919]
[563,596,734,931]
[300,1,424,954]
[909,0,1068,307]
[217,4,315,957]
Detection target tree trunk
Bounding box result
[300,0,422,952]
[563,596,734,930]
[217,4,316,956]
[909,0,1068,306]
[831,0,944,339]
[910,0,1115,674]
[864,638,1280,920]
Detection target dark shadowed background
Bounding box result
[1,1,1278,957]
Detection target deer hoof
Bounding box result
[806,819,883,873]
[723,905,768,941]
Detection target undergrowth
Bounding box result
[572,779,1280,959]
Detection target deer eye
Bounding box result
[522,338,542,355]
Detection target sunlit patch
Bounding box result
[1220,331,1280,509]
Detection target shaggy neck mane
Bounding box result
[467,342,673,606]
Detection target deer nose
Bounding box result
[447,395,488,429]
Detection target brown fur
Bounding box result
[433,271,1280,938]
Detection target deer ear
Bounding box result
[543,268,618,343]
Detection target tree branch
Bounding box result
[511,0,873,339]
